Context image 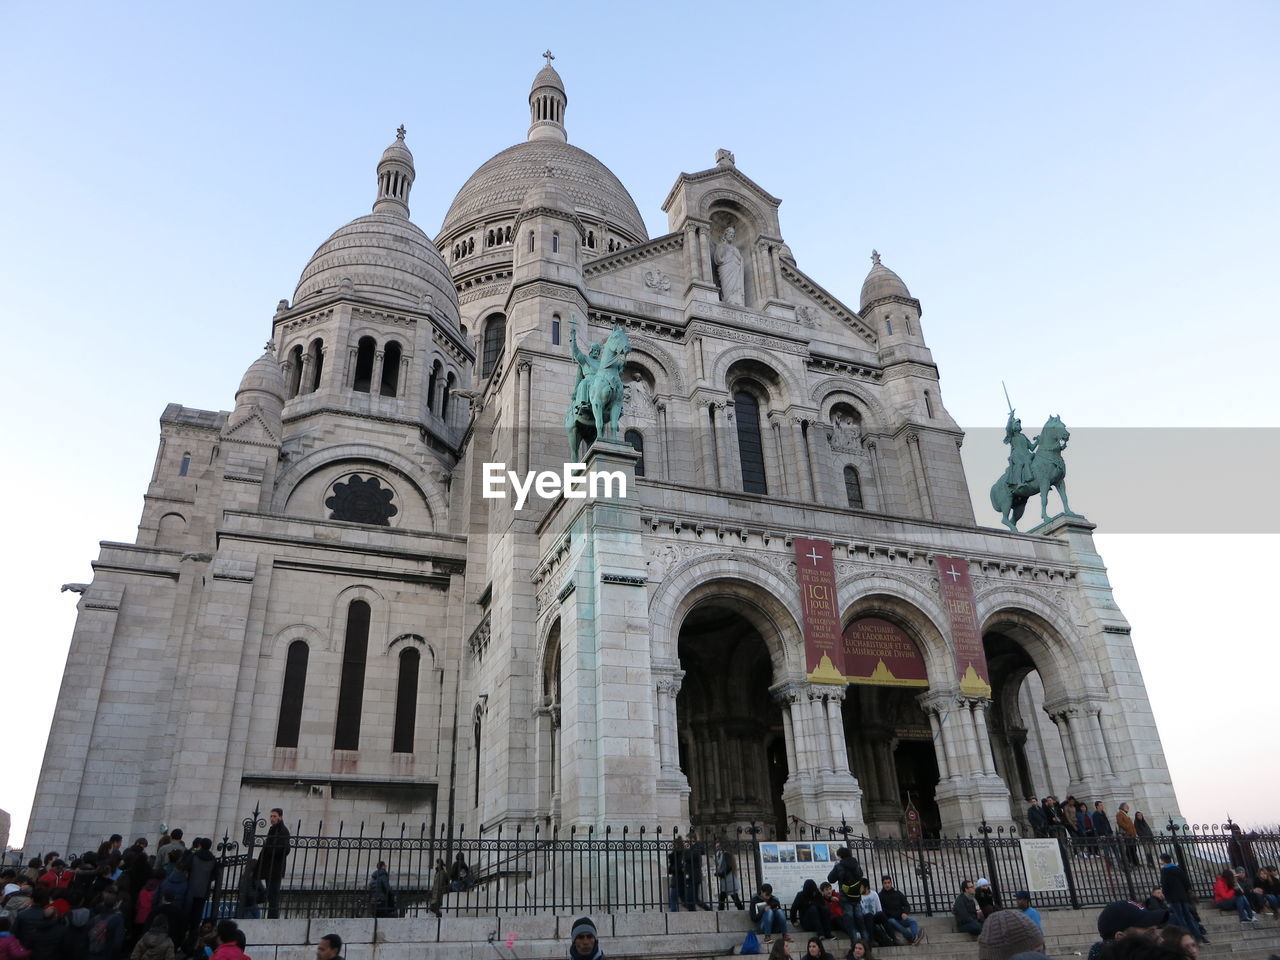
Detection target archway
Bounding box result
[838,613,941,837]
[983,625,1072,817]
[677,603,786,836]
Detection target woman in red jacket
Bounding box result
[1213,868,1259,923]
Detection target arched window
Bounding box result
[885,317,894,335]
[482,315,506,378]
[307,338,324,393]
[625,429,645,477]
[467,237,474,254]
[924,391,935,418]
[734,390,767,494]
[587,230,595,249]
[906,316,914,336]
[552,232,560,253]
[352,336,375,392]
[392,647,420,754]
[427,359,441,412]
[504,225,512,243]
[443,372,456,423]
[275,640,309,748]
[334,600,370,750]
[287,345,303,398]
[486,230,494,247]
[528,231,535,253]
[380,341,402,397]
[844,465,864,509]
[551,313,561,346]
[179,452,191,477]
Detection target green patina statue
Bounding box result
[565,316,631,459]
[990,409,1080,531]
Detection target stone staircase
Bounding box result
[238,907,1280,960]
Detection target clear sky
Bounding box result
[2,2,1277,847]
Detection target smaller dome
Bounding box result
[859,250,912,311]
[380,127,414,166]
[531,62,565,96]
[237,350,287,404]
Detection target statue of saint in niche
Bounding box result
[713,226,745,306]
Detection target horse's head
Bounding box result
[1040,414,1069,449]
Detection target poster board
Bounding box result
[1019,838,1067,893]
[759,841,841,899]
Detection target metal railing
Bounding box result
[203,809,1280,921]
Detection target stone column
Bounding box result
[655,669,683,777]
[905,431,934,520]
[717,401,740,490]
[924,706,951,780]
[970,698,997,776]
[867,440,885,510]
[698,400,719,486]
[824,691,848,775]
[807,690,833,775]
[370,349,385,394]
[780,698,799,776]
[791,417,816,500]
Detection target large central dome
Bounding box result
[440,139,648,242]
[437,57,648,249]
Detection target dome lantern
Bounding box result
[528,50,568,143]
[373,125,415,217]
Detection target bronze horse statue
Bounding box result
[990,414,1078,531]
[566,322,631,459]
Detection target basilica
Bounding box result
[27,59,1179,855]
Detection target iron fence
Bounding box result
[204,810,1280,921]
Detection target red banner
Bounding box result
[794,537,845,684]
[843,617,928,687]
[935,556,992,697]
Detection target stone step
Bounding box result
[235,910,1280,960]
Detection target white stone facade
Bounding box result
[27,61,1180,856]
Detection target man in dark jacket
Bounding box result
[1027,799,1048,838]
[184,839,221,949]
[879,875,922,945]
[259,809,291,919]
[1158,854,1207,943]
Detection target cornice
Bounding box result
[781,261,877,344]
[582,233,684,278]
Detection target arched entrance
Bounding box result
[983,623,1072,814]
[839,614,941,837]
[677,602,787,836]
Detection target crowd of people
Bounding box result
[1025,797,1159,864]
[0,809,299,960]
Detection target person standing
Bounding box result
[826,847,865,944]
[681,831,711,911]
[258,809,291,920]
[1158,854,1208,943]
[1115,803,1139,867]
[1027,799,1048,839]
[184,839,220,948]
[714,840,743,911]
[427,859,447,919]
[368,862,396,919]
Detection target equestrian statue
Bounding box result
[566,317,631,459]
[989,403,1079,532]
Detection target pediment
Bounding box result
[221,408,281,446]
[782,261,878,346]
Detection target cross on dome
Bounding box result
[396,124,406,141]
[871,249,881,266]
[543,49,555,64]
